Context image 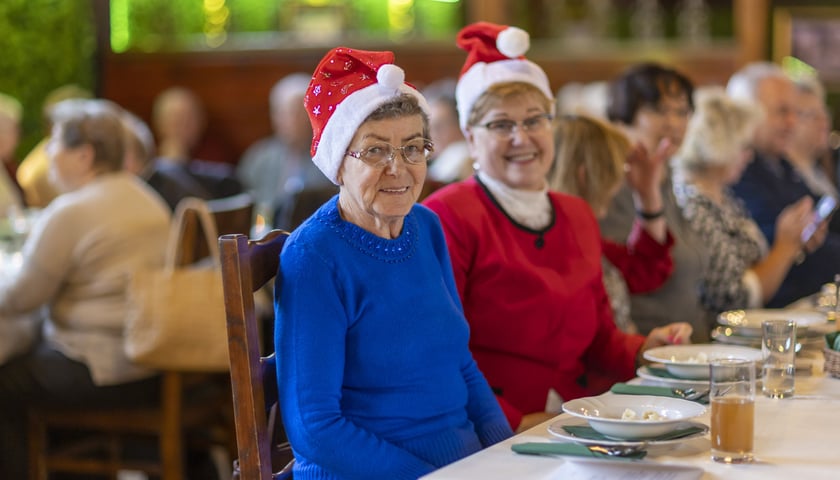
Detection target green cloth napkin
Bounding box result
[826,331,840,351]
[645,366,685,379]
[561,424,705,442]
[511,442,647,460]
[610,383,709,404]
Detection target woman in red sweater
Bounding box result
[423,22,692,433]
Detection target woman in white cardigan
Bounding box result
[0,99,171,478]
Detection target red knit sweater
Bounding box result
[424,178,645,428]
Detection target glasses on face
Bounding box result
[475,113,553,138]
[345,138,434,169]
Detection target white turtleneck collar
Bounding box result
[476,170,552,230]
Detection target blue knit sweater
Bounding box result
[275,196,512,480]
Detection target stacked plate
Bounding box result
[713,309,830,351]
[637,344,765,388]
[548,394,708,450]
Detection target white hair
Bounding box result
[674,86,763,172]
[269,73,311,111]
[726,62,788,102]
[793,74,826,101]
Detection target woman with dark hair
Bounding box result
[275,47,511,480]
[601,62,712,341]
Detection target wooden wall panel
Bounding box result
[100,44,736,162]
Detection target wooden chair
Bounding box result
[219,230,293,480]
[27,194,255,480]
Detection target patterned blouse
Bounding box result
[675,183,768,314]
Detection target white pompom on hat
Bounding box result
[455,22,554,131]
[303,47,430,184]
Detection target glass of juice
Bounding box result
[710,358,755,463]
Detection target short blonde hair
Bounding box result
[674,87,762,174]
[466,82,552,128]
[550,114,630,214]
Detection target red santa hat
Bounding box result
[455,22,553,130]
[304,47,430,184]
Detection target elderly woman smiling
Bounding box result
[274,48,511,480]
[423,23,692,433]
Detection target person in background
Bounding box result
[727,62,839,307]
[0,99,170,479]
[17,84,93,208]
[275,47,511,480]
[423,22,691,433]
[152,86,241,199]
[152,86,235,166]
[787,76,838,198]
[674,87,813,314]
[601,62,712,342]
[0,92,25,214]
[424,78,472,185]
[121,108,212,210]
[236,73,333,231]
[550,114,674,334]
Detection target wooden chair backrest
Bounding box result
[220,230,289,480]
[181,193,254,265]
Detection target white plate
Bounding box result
[547,415,708,447]
[636,365,710,389]
[717,309,829,337]
[561,394,706,440]
[642,344,764,380]
[711,327,821,350]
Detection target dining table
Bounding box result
[422,350,840,480]
[0,211,41,365]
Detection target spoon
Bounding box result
[672,387,710,402]
[587,444,647,458]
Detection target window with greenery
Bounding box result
[110,0,466,53]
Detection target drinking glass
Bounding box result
[710,359,755,463]
[761,319,796,398]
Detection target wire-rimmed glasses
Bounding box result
[475,113,553,138]
[345,138,434,169]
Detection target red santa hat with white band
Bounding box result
[455,22,554,131]
[304,47,430,184]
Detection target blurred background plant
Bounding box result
[0,0,96,160]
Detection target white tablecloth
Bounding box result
[423,355,840,480]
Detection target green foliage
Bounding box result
[0,0,96,160]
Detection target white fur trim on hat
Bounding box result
[497,27,529,58]
[312,83,430,184]
[455,58,554,131]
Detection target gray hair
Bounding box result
[726,62,788,102]
[794,75,826,101]
[50,99,126,173]
[270,73,311,111]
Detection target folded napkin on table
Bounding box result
[610,383,709,404]
[512,442,646,460]
[827,331,840,351]
[561,424,705,442]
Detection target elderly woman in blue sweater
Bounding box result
[274,47,512,480]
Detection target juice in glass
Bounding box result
[711,396,754,462]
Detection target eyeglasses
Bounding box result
[345,138,434,169]
[475,113,553,137]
